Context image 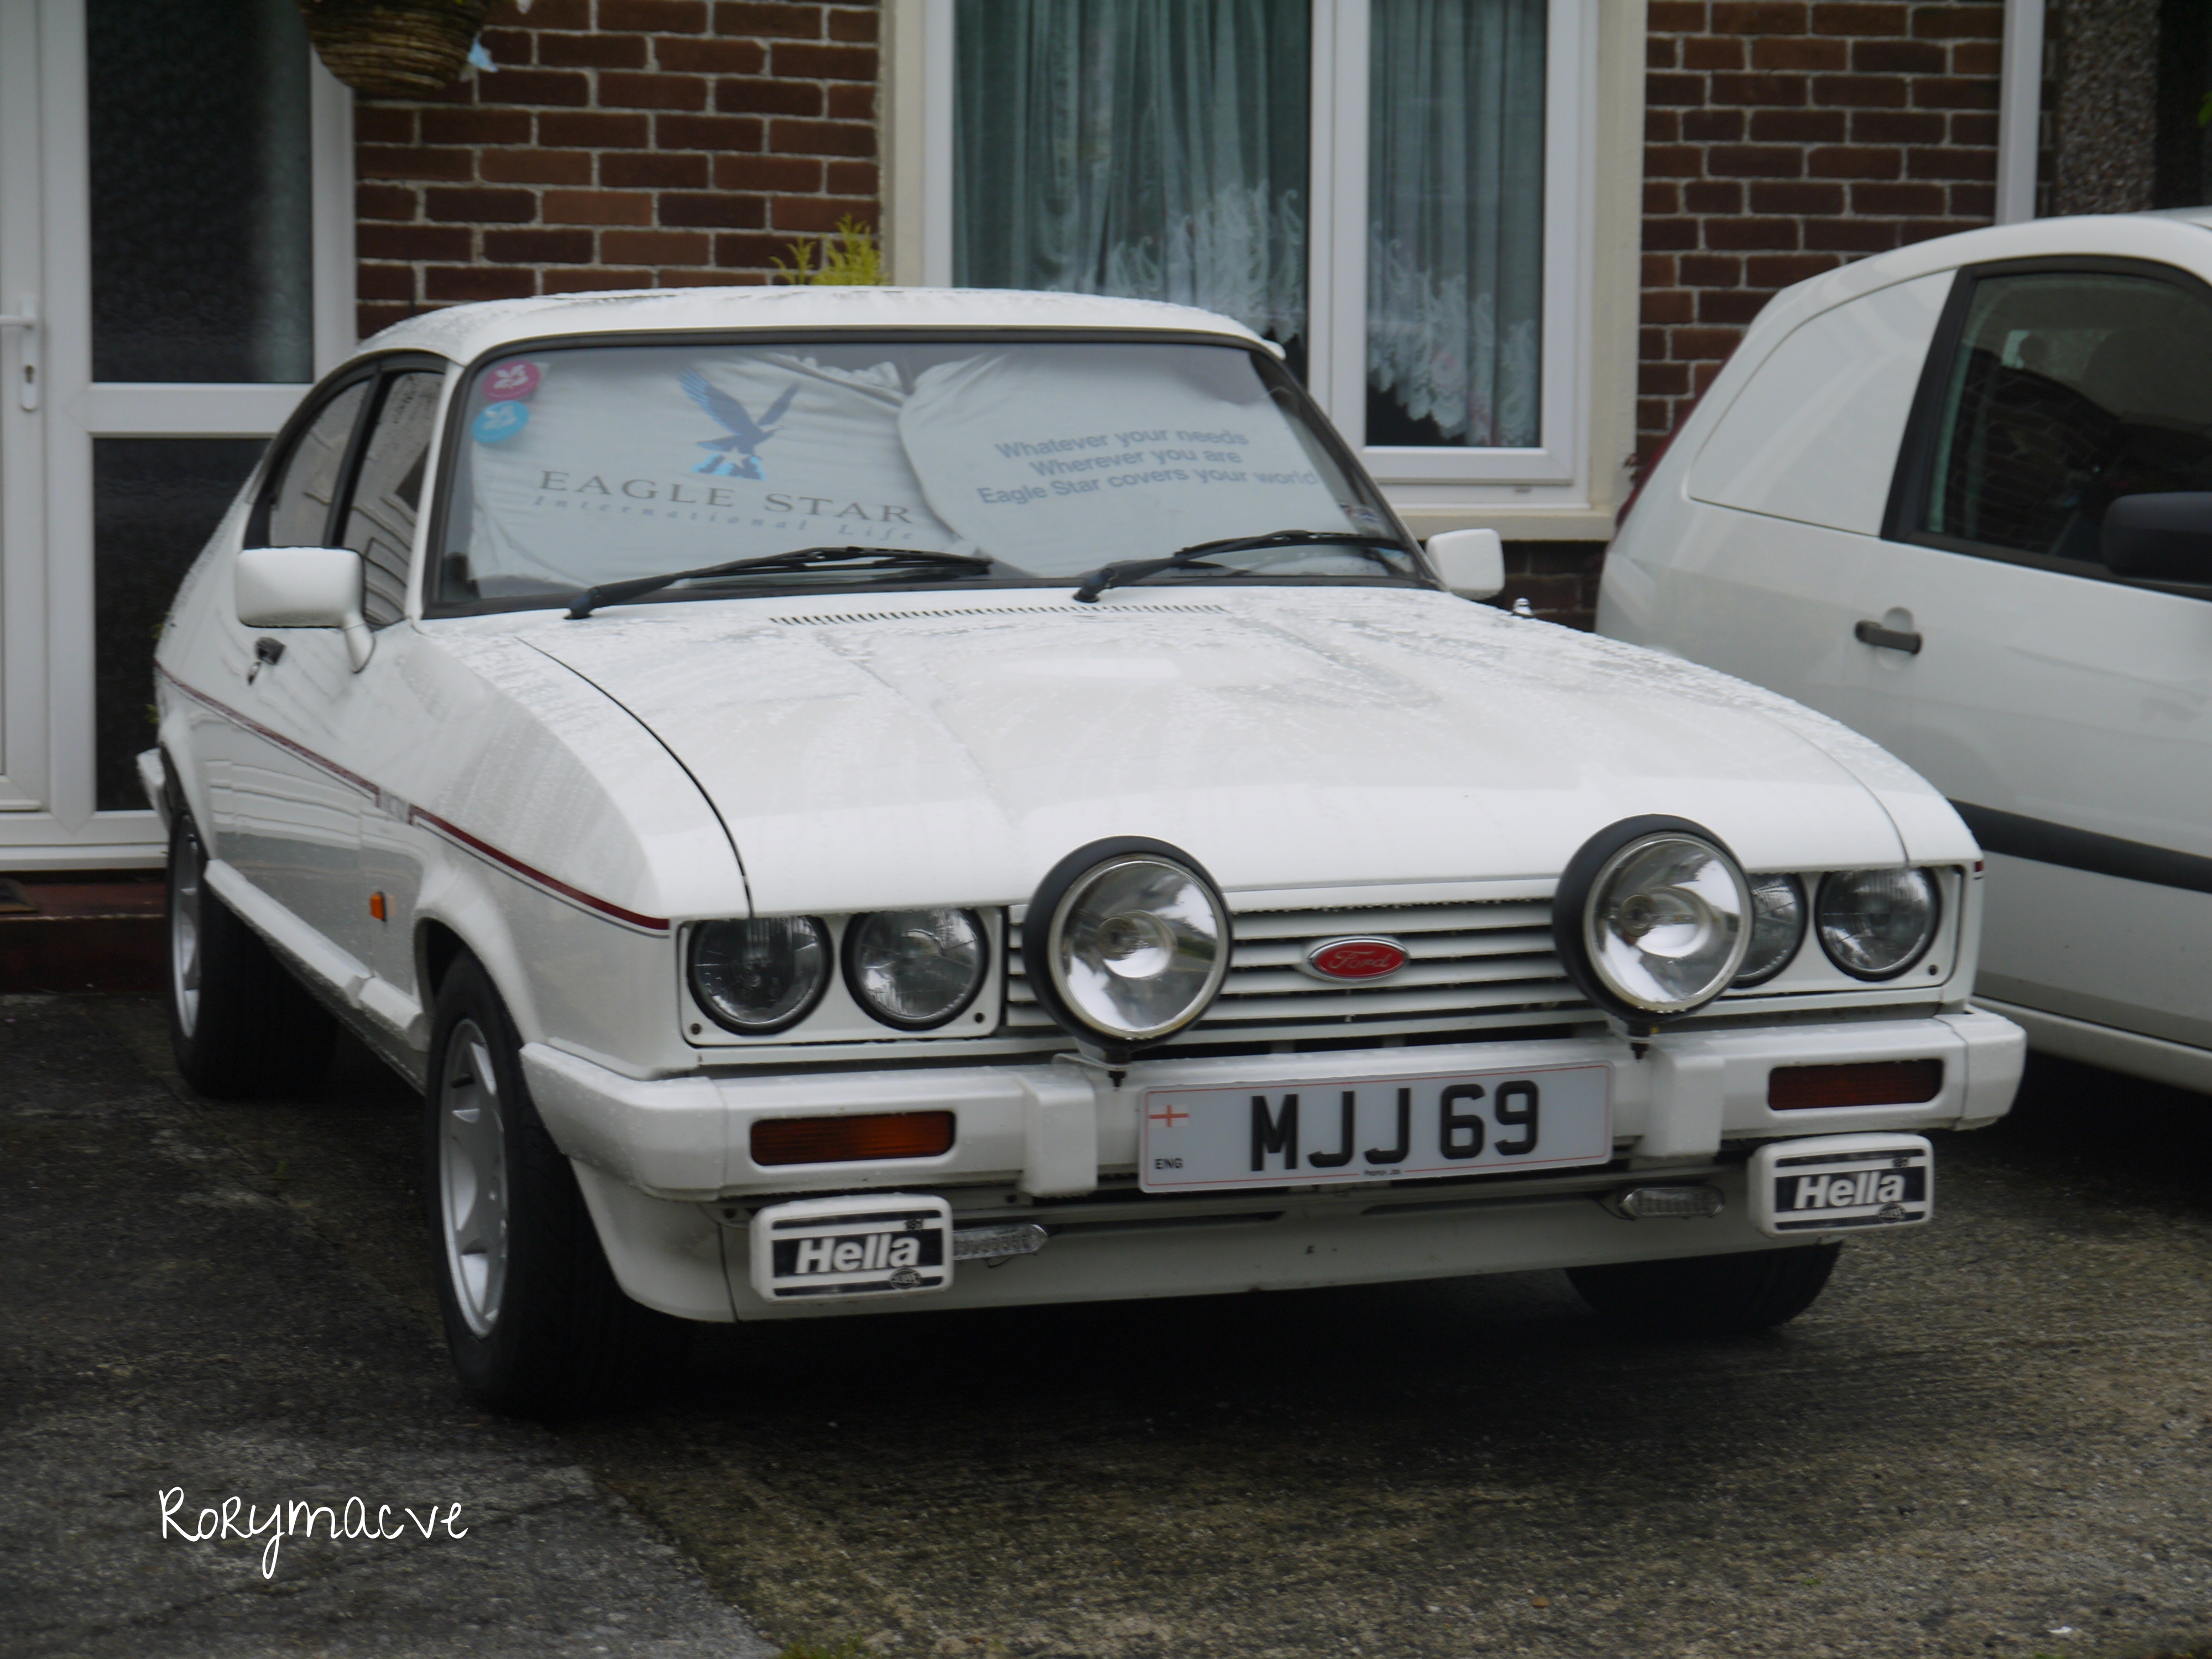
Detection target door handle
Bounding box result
[1854,619,1922,655]
[0,294,36,411]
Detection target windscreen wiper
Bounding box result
[567,546,994,619]
[1070,530,1408,605]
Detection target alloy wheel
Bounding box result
[170,823,204,1038]
[437,1019,509,1337]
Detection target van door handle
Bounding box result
[1854,619,1923,654]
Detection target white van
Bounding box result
[1601,212,2212,1097]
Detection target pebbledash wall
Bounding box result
[351,0,2010,627]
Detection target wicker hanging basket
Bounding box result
[296,0,491,98]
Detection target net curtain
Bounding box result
[953,0,1548,450]
[1367,0,1547,448]
[955,0,1312,353]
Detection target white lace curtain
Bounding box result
[953,0,1548,449]
[954,0,1310,351]
[1367,0,1547,447]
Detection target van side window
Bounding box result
[1915,270,2212,564]
[265,379,370,547]
[336,370,445,627]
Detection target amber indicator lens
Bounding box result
[1768,1060,1943,1111]
[750,1110,956,1166]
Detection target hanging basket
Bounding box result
[296,0,491,99]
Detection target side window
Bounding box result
[264,379,370,547]
[337,370,445,627]
[1913,270,2212,565]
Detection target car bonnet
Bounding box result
[518,587,1927,916]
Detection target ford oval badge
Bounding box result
[1301,937,1408,981]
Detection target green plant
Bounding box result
[774,216,884,286]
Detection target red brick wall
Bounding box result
[354,0,880,341]
[1637,1,2004,456]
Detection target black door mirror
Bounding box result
[2099,492,2212,582]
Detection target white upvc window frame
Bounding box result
[0,0,353,868]
[884,0,1644,538]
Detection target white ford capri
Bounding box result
[146,288,2023,1413]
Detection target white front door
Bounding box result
[0,0,352,870]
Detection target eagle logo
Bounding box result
[681,368,801,478]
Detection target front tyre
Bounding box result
[166,811,336,1098]
[426,954,688,1416]
[1567,1242,1843,1338]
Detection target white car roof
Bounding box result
[1754,210,2212,342]
[352,285,1270,368]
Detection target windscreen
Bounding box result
[439,338,1410,606]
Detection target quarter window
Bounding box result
[264,379,369,548]
[337,371,445,626]
[1914,269,2212,566]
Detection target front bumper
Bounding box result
[526,1010,2025,1322]
[525,1010,2023,1201]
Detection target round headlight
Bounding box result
[1731,873,1807,988]
[688,916,830,1034]
[1024,838,1231,1050]
[1816,868,1939,979]
[1553,817,1752,1021]
[844,909,990,1030]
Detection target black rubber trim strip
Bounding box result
[1951,800,2212,897]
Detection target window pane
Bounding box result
[95,439,264,812]
[87,0,315,383]
[1919,272,2212,560]
[340,373,444,627]
[1366,0,1547,448]
[954,0,1310,369]
[267,380,370,547]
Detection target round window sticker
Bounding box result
[472,401,530,444]
[481,360,541,400]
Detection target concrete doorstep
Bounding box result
[0,992,773,1659]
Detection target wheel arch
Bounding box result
[412,858,542,1047]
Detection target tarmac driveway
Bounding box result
[4,991,2210,1659]
[0,992,769,1659]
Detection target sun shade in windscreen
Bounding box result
[444,340,1390,601]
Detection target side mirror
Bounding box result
[1424,528,1505,601]
[236,546,374,671]
[2099,493,2212,586]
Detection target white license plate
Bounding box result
[1139,1063,1613,1193]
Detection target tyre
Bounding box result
[166,811,336,1098]
[1567,1241,1843,1338]
[425,953,690,1416]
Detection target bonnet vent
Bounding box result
[773,602,1230,627]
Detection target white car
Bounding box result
[148,288,2022,1413]
[1600,212,2212,1100]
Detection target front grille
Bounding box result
[1006,898,1591,1039]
